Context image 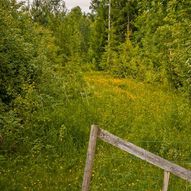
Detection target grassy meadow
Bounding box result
[1,72,191,190]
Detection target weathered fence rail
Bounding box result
[82,125,191,191]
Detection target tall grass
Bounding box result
[1,72,191,190]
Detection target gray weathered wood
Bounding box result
[82,125,99,191]
[162,171,170,191]
[98,128,191,182]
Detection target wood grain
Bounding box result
[162,171,170,191]
[82,125,99,191]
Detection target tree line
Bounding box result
[0,0,191,154]
[89,0,191,99]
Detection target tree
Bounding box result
[89,0,109,68]
[51,6,91,63]
[31,0,66,25]
[0,0,39,105]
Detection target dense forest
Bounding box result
[0,0,191,190]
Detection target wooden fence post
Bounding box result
[82,127,191,190]
[82,125,99,191]
[162,171,170,191]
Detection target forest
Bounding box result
[0,0,191,190]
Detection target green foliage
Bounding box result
[31,0,66,26]
[0,1,37,105]
[50,6,91,67]
[111,38,143,79]
[133,0,191,95]
[89,0,110,68]
[0,0,87,155]
[89,0,191,98]
[1,0,191,190]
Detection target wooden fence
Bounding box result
[82,125,191,191]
